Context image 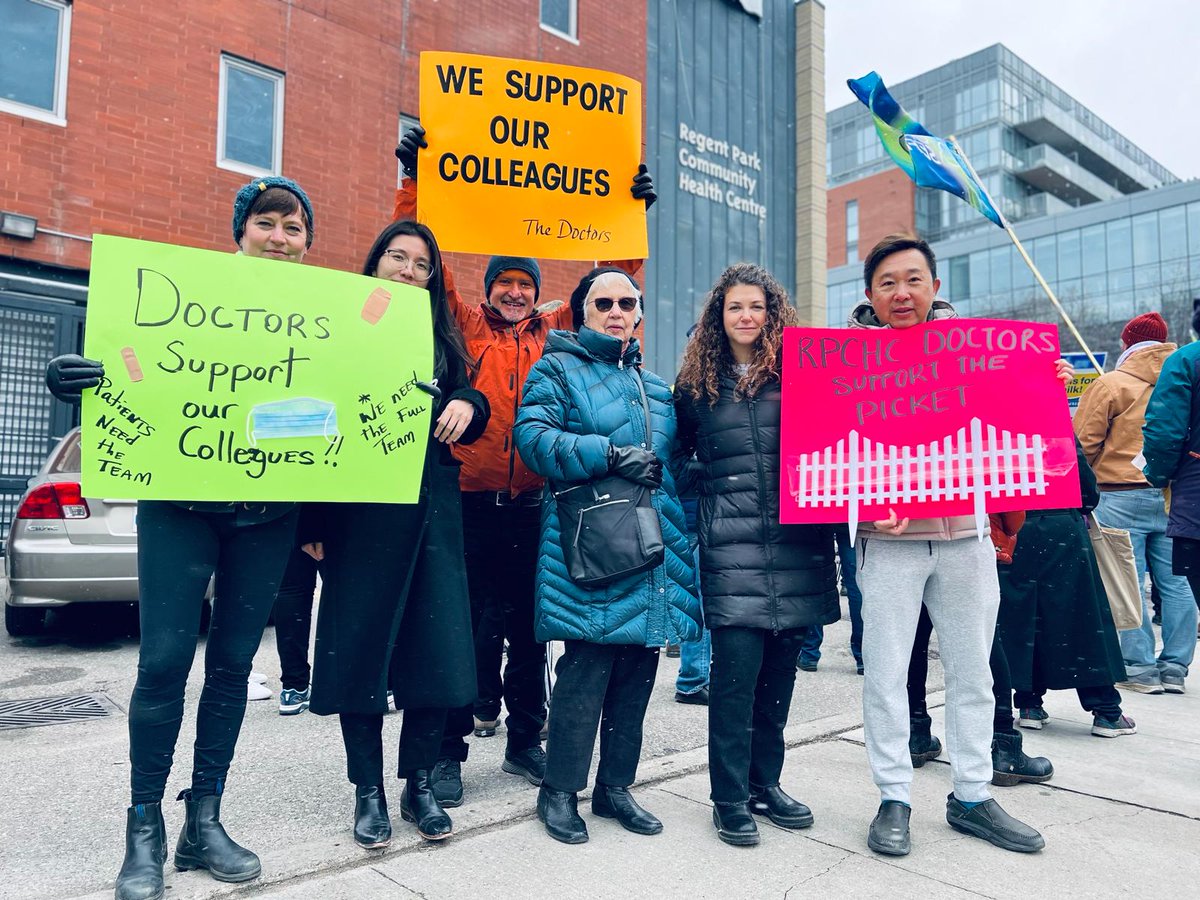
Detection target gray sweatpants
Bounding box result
[858,536,999,805]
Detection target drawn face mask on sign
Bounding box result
[246,397,339,446]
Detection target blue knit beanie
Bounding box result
[484,256,541,301]
[232,177,315,248]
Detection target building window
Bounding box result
[845,200,859,265]
[540,0,578,41]
[0,0,71,125]
[218,55,284,176]
[397,113,420,187]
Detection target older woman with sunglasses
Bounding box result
[513,266,701,845]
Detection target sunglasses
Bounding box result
[592,297,639,312]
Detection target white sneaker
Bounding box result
[249,671,269,684]
[247,679,273,701]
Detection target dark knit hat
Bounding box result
[569,266,642,331]
[484,256,541,301]
[232,177,315,248]
[1121,311,1167,346]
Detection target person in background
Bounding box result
[797,525,864,675]
[1075,312,1195,694]
[674,263,838,846]
[298,219,489,850]
[515,267,701,845]
[45,177,315,900]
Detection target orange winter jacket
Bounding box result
[392,183,642,495]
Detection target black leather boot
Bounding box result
[749,784,814,829]
[592,784,662,835]
[353,784,392,849]
[400,770,453,840]
[909,712,943,767]
[115,802,167,900]
[173,790,261,883]
[712,802,759,846]
[991,731,1054,786]
[537,785,588,844]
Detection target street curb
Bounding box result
[69,696,904,899]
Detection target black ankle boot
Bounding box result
[173,790,261,883]
[115,802,167,900]
[749,784,814,829]
[909,712,943,767]
[592,784,662,835]
[537,785,588,844]
[400,770,453,840]
[712,802,759,846]
[991,731,1054,786]
[353,784,392,849]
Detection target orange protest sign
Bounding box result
[417,51,647,261]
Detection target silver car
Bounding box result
[4,427,138,635]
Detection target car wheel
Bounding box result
[5,604,47,637]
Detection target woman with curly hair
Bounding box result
[674,263,840,846]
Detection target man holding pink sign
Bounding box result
[781,234,1075,858]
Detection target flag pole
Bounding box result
[948,137,1103,372]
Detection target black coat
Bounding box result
[997,441,1124,691]
[673,375,839,632]
[302,371,489,716]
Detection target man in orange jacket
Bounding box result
[393,127,653,806]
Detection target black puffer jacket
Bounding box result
[673,373,840,631]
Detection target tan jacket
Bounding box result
[857,515,981,542]
[1074,343,1177,488]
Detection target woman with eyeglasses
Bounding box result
[298,219,490,849]
[513,266,701,845]
[673,263,839,846]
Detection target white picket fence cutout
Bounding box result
[793,417,1047,539]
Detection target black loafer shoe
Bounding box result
[400,771,453,841]
[592,784,663,835]
[352,785,391,849]
[945,794,1044,853]
[749,784,814,829]
[712,802,760,846]
[867,800,911,856]
[674,688,709,706]
[537,786,588,844]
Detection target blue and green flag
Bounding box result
[848,71,1006,229]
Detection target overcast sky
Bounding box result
[823,0,1200,179]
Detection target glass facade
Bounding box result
[828,44,1177,244]
[827,181,1200,358]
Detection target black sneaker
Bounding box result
[502,746,546,785]
[945,793,1044,852]
[429,758,463,808]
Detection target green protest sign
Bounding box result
[81,236,434,503]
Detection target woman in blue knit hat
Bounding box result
[45,176,315,900]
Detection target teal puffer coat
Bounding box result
[514,327,701,646]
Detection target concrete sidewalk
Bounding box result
[67,683,1200,900]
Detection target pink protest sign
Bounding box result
[779,319,1080,534]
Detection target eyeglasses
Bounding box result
[380,250,433,281]
[592,297,639,312]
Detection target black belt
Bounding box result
[466,490,542,508]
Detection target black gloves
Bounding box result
[631,163,657,210]
[46,354,104,404]
[395,125,427,180]
[607,444,663,488]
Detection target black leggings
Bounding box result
[272,548,318,691]
[128,501,297,803]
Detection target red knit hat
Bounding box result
[1122,312,1167,345]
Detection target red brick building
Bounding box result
[0,0,645,536]
[826,168,915,270]
[1,0,645,292]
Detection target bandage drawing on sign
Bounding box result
[362,288,391,325]
[246,397,339,447]
[121,346,144,382]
